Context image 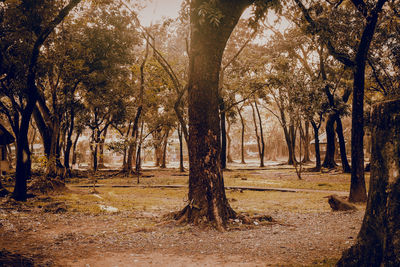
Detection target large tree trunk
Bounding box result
[45,119,62,177]
[338,99,400,266]
[176,0,250,230]
[12,119,33,201]
[322,113,337,168]
[349,0,387,203]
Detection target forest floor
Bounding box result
[0,160,367,266]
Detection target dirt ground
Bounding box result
[0,163,365,266]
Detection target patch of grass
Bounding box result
[226,190,334,213]
[52,187,186,215]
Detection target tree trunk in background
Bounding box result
[335,114,351,173]
[64,108,75,174]
[254,100,265,167]
[237,107,246,164]
[322,113,337,168]
[311,121,321,171]
[45,119,62,177]
[226,118,233,163]
[160,128,170,168]
[302,121,311,163]
[287,123,296,165]
[98,126,108,168]
[71,129,81,166]
[251,103,262,167]
[175,0,251,230]
[219,99,227,169]
[338,99,400,266]
[177,125,185,172]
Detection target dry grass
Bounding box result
[55,165,368,216]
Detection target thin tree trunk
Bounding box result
[160,128,170,168]
[254,100,265,167]
[335,114,351,173]
[302,121,311,163]
[71,129,81,166]
[251,103,262,166]
[311,121,321,171]
[226,118,233,163]
[322,113,337,168]
[135,120,144,181]
[237,106,246,164]
[64,108,75,173]
[177,125,185,172]
[287,123,296,165]
[98,125,108,168]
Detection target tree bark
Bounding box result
[160,128,170,168]
[254,100,265,167]
[302,121,311,163]
[349,0,387,202]
[311,121,321,171]
[335,114,351,173]
[98,125,108,168]
[226,118,233,163]
[71,129,81,166]
[64,108,75,173]
[237,106,246,164]
[177,124,185,172]
[176,0,251,230]
[12,0,82,200]
[251,102,262,167]
[322,113,337,168]
[338,98,400,266]
[219,99,227,169]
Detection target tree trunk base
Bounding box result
[169,207,275,231]
[172,203,237,231]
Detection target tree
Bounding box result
[338,98,400,266]
[0,0,82,201]
[294,0,388,202]
[174,0,276,230]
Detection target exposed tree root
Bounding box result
[168,205,275,231]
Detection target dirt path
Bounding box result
[0,203,363,266]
